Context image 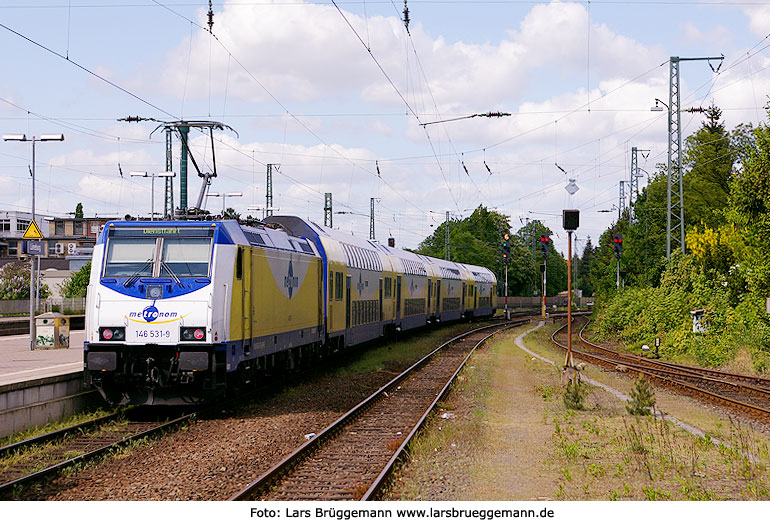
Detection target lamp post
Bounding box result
[207,192,243,218]
[3,133,64,350]
[130,171,175,220]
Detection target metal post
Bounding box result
[504,265,508,319]
[266,163,274,217]
[324,193,332,228]
[369,198,375,240]
[618,181,626,221]
[616,260,620,290]
[665,55,722,258]
[541,258,547,318]
[164,128,174,218]
[30,141,35,350]
[36,255,41,311]
[3,133,63,350]
[179,123,189,211]
[566,231,573,368]
[445,211,450,261]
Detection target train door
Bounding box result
[242,247,252,352]
[379,278,384,322]
[345,275,351,329]
[436,279,442,313]
[461,283,466,313]
[396,275,402,320]
[427,280,432,315]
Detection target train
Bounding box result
[82,215,497,405]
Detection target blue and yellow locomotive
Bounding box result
[83,216,496,405]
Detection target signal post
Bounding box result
[539,234,550,318]
[562,210,579,374]
[502,233,510,319]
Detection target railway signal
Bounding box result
[613,234,623,259]
[539,234,550,259]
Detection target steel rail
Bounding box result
[361,321,523,500]
[577,319,770,388]
[229,319,528,501]
[550,321,770,421]
[0,411,196,498]
[0,412,119,460]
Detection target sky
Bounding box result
[1,0,769,259]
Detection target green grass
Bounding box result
[0,407,118,448]
[336,321,482,376]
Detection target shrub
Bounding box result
[0,262,51,300]
[563,378,586,410]
[626,377,655,416]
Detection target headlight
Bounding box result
[99,327,125,341]
[180,327,206,341]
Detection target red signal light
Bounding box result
[102,328,113,340]
[193,328,205,340]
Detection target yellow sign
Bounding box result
[22,220,43,239]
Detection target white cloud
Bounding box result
[154,0,661,115]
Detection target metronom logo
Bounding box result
[128,309,178,321]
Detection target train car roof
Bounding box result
[263,215,496,281]
[96,219,317,256]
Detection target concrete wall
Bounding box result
[0,373,100,438]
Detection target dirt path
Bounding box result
[386,321,770,501]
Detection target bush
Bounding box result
[626,377,655,415]
[0,262,51,300]
[563,378,586,410]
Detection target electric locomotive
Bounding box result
[83,216,496,405]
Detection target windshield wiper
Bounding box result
[160,261,184,288]
[123,258,153,287]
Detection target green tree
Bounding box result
[682,105,739,228]
[517,220,567,296]
[726,112,770,296]
[74,203,84,218]
[59,262,91,298]
[577,237,597,296]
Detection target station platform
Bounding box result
[0,331,85,387]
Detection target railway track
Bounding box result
[0,409,195,499]
[230,319,528,501]
[551,316,770,423]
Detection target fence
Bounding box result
[0,297,86,316]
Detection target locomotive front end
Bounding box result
[84,222,226,405]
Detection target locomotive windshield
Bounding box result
[103,226,214,279]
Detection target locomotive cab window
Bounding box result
[103,226,214,279]
[161,237,213,278]
[103,238,156,277]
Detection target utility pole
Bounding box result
[324,193,333,228]
[629,147,649,222]
[618,181,626,221]
[444,211,450,260]
[369,198,379,240]
[164,129,174,218]
[664,55,722,259]
[266,163,274,218]
[179,123,189,211]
